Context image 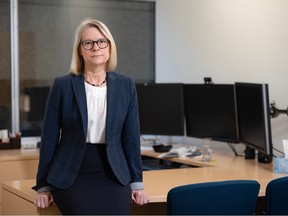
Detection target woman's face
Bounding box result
[80,27,110,70]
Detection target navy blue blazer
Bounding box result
[33,72,143,190]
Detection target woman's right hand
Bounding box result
[34,191,54,208]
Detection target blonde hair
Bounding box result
[70,18,117,75]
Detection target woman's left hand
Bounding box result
[131,190,150,205]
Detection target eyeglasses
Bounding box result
[81,39,110,50]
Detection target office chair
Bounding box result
[265,176,288,215]
[167,180,260,215]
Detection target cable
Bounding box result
[273,146,284,155]
[227,142,239,156]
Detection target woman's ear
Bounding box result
[78,45,82,56]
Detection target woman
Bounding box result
[33,18,149,215]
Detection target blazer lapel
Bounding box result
[106,72,117,143]
[72,74,88,139]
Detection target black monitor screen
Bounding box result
[184,84,239,143]
[136,83,185,136]
[235,82,272,155]
[21,86,50,137]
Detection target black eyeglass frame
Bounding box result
[81,39,110,50]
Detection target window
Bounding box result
[3,0,155,136]
[0,1,11,130]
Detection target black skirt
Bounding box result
[52,144,131,215]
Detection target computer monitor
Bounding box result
[184,84,239,143]
[136,83,185,136]
[235,82,273,158]
[21,86,50,137]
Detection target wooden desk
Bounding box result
[141,149,216,167]
[0,148,39,214]
[2,150,287,215]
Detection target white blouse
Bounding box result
[84,82,107,144]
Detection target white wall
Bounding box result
[156,0,288,155]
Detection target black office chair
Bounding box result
[167,180,260,215]
[265,176,288,215]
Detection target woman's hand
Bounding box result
[131,190,149,205]
[34,191,54,208]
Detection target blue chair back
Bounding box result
[265,176,288,215]
[167,180,260,215]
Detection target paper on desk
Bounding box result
[158,147,187,158]
[283,139,288,159]
[141,146,154,151]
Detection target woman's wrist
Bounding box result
[130,182,144,190]
[37,186,52,193]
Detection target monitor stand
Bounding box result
[245,146,255,159]
[244,146,273,163]
[258,152,273,163]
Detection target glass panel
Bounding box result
[0,0,11,130]
[18,0,155,136]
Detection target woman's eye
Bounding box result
[85,41,93,45]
